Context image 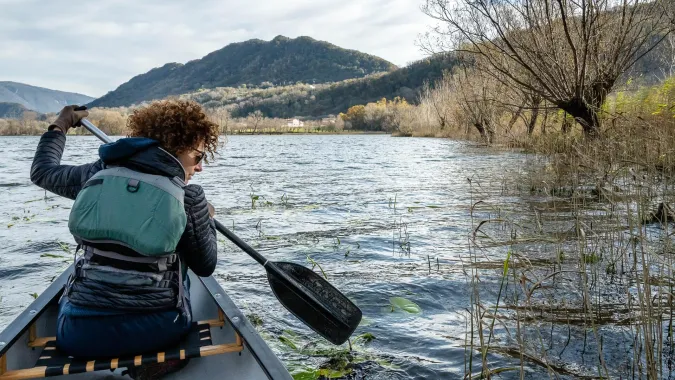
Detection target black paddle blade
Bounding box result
[266,262,362,345]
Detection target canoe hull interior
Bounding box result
[0,268,292,380]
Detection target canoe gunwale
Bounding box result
[0,265,292,380]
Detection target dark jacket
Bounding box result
[30,131,218,278]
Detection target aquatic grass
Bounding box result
[40,253,65,259]
[463,116,675,378]
[280,193,290,207]
[481,249,511,370]
[306,255,328,280]
[56,241,72,255]
[393,217,411,256]
[355,332,376,343]
[247,313,263,327]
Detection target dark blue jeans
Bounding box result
[56,289,192,358]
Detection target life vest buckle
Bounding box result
[126,179,140,193]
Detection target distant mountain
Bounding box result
[182,52,461,118]
[0,82,94,114]
[88,35,397,108]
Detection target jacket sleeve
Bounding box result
[177,184,218,277]
[30,131,105,200]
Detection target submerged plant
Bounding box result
[306,255,328,280]
[280,193,290,207]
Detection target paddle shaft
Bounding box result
[212,219,337,323]
[210,220,338,327]
[80,119,113,144]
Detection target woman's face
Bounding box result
[176,140,205,184]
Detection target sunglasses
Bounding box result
[194,149,206,165]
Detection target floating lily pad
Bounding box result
[389,297,422,314]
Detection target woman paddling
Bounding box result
[30,100,219,377]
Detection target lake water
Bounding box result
[0,134,543,379]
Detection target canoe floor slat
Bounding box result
[198,308,227,328]
[27,322,54,349]
[27,337,54,348]
[197,318,225,327]
[200,342,243,356]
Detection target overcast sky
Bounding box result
[0,0,433,98]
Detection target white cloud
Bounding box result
[0,0,432,97]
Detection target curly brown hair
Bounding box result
[127,99,219,160]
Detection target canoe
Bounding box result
[0,265,293,380]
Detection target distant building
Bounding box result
[287,118,304,127]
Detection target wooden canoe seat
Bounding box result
[0,315,243,380]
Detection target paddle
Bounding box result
[78,118,362,345]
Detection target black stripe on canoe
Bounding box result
[94,360,110,371]
[45,366,62,377]
[68,360,88,374]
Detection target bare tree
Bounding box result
[451,67,504,144]
[421,77,453,130]
[247,110,264,134]
[209,107,230,134]
[421,0,673,136]
[523,92,543,135]
[657,32,675,80]
[502,88,544,136]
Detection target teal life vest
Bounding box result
[65,165,189,312]
[69,166,187,255]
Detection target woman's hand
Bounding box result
[49,105,89,134]
[207,202,215,218]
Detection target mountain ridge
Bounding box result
[88,35,398,108]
